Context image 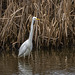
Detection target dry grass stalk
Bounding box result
[0,0,75,51]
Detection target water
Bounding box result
[0,48,75,75]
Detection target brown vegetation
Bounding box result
[0,0,75,51]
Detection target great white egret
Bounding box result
[18,17,40,58]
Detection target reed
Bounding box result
[0,0,75,51]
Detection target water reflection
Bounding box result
[18,59,32,75]
[0,53,18,75]
[0,48,75,75]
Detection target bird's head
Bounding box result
[32,17,40,21]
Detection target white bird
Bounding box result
[18,17,40,58]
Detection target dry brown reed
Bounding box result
[0,0,75,51]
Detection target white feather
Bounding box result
[18,39,32,57]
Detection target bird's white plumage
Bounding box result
[18,17,39,58]
[18,39,32,58]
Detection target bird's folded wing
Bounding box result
[18,44,27,57]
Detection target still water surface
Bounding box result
[0,48,75,75]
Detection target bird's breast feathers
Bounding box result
[25,39,32,50]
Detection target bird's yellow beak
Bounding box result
[36,18,40,20]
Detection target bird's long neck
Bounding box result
[29,19,34,42]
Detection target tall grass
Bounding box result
[0,0,75,51]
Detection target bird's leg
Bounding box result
[28,53,30,60]
[24,53,25,59]
[30,52,33,60]
[28,52,33,61]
